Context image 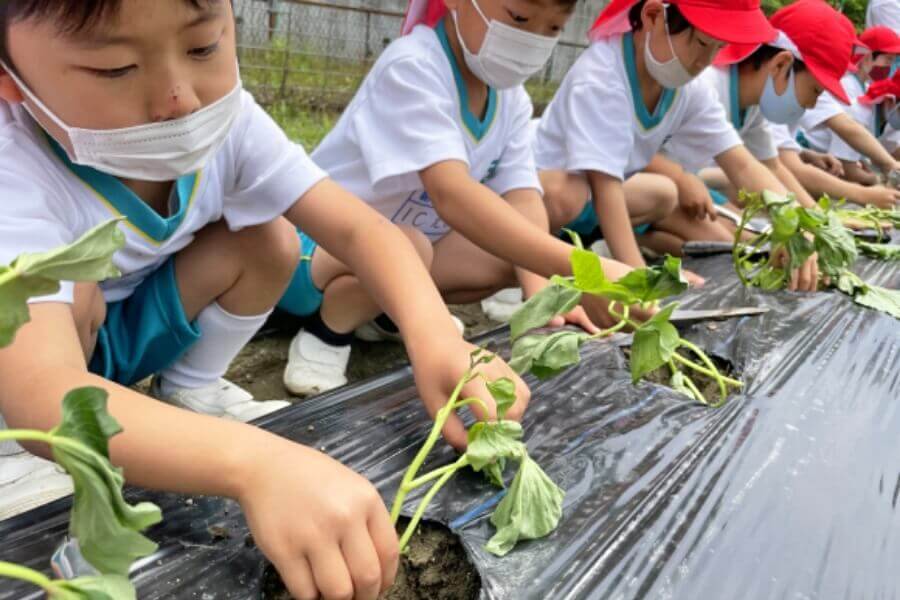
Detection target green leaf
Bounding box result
[857,241,900,261]
[485,455,564,557]
[630,304,680,383]
[812,212,858,277]
[509,284,581,340]
[570,247,607,294]
[0,219,124,348]
[486,378,516,420]
[784,234,816,274]
[509,331,590,380]
[669,371,695,400]
[47,575,136,600]
[465,421,525,472]
[852,283,900,320]
[51,388,162,576]
[615,256,688,304]
[484,460,507,489]
[770,204,800,242]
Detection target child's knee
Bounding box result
[654,177,679,221]
[540,170,586,227]
[397,225,435,268]
[236,218,302,281]
[72,283,106,356]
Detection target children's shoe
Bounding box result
[0,450,73,521]
[481,288,524,323]
[283,330,351,396]
[355,315,466,342]
[589,239,613,259]
[149,377,289,422]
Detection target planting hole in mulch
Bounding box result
[622,347,742,404]
[260,518,480,600]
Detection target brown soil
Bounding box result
[260,519,480,600]
[623,348,740,405]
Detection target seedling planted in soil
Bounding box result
[733,191,900,320]
[390,350,564,557]
[508,234,742,407]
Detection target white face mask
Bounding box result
[644,6,695,89]
[1,61,242,181]
[451,0,559,90]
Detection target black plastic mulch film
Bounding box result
[1,248,899,600]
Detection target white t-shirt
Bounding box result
[534,33,741,180]
[0,91,326,305]
[311,23,540,243]
[867,0,900,30]
[769,122,804,152]
[666,65,777,171]
[796,92,846,152]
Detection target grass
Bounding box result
[266,101,340,150]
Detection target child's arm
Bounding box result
[780,149,900,208]
[646,154,716,222]
[760,156,817,207]
[285,178,530,448]
[826,112,899,176]
[418,160,637,327]
[840,159,881,186]
[0,303,399,600]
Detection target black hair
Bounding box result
[1,0,211,69]
[628,0,693,35]
[742,44,808,74]
[872,51,885,61]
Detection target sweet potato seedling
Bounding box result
[390,349,564,557]
[0,219,162,599]
[508,234,742,407]
[733,191,900,320]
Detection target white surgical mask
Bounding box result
[451,0,559,90]
[644,5,695,89]
[759,65,805,125]
[1,61,242,181]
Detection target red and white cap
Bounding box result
[859,72,900,106]
[859,26,900,55]
[401,0,446,35]
[588,0,777,44]
[714,0,855,104]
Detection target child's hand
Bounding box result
[238,439,399,600]
[860,185,900,210]
[677,173,717,221]
[772,245,820,292]
[548,305,601,334]
[408,338,530,451]
[683,269,706,288]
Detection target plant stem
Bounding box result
[0,561,52,593]
[672,352,727,400]
[398,456,470,552]
[390,371,472,524]
[677,341,743,389]
[454,397,490,416]
[406,462,462,490]
[680,373,706,405]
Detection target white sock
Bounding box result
[158,302,270,392]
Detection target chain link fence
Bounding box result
[234,0,604,113]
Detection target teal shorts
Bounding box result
[565,201,652,238]
[89,257,201,386]
[277,230,324,318]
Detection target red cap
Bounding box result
[400,0,445,35]
[588,0,777,45]
[859,26,900,54]
[714,0,855,104]
[859,72,900,105]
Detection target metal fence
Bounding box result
[234,0,603,111]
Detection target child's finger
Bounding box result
[276,555,319,600]
[547,315,565,328]
[441,413,470,451]
[340,526,384,600]
[367,510,400,592]
[310,543,354,600]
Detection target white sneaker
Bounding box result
[355,315,466,341]
[589,239,613,259]
[481,288,524,323]
[0,450,73,521]
[149,377,289,422]
[283,330,351,396]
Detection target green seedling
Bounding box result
[509,233,742,407]
[0,388,162,597]
[733,191,900,320]
[0,219,124,346]
[390,349,564,557]
[833,202,900,238]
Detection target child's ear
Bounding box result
[0,68,24,104]
[640,0,665,33]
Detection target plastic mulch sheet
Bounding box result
[1,249,898,600]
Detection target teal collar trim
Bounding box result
[47,137,199,244]
[623,32,677,131]
[436,20,498,142]
[729,64,746,130]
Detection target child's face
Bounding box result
[766,52,824,109]
[642,1,724,78]
[448,0,573,52]
[1,0,236,145]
